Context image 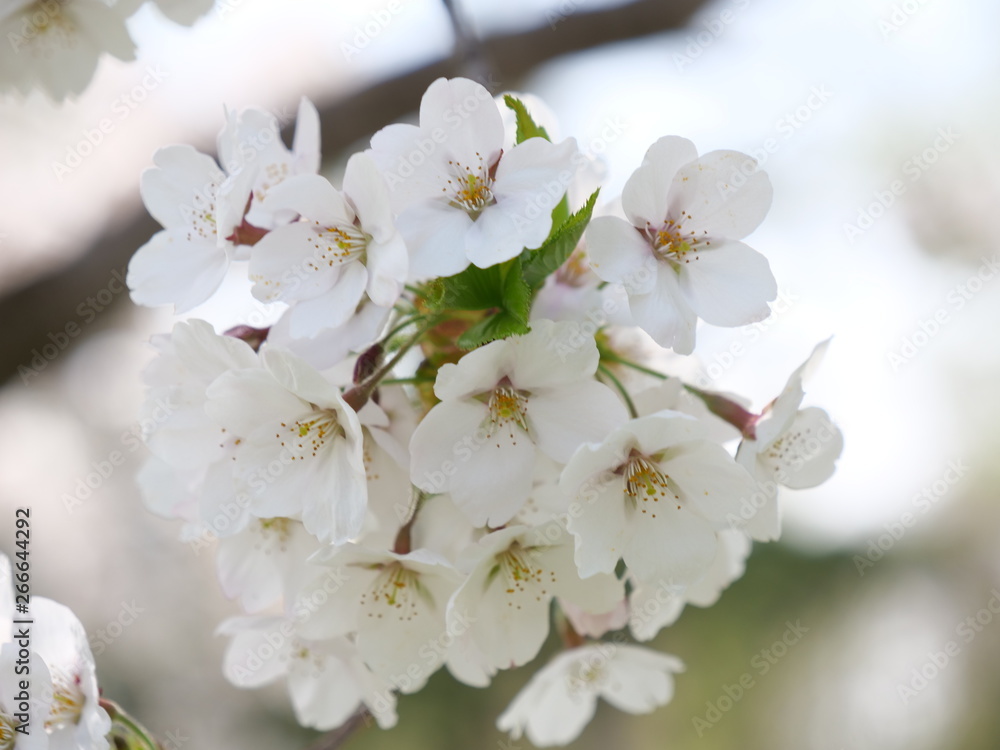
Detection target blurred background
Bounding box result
[2,0,1000,747]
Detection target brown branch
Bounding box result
[0,0,708,386]
[305,709,371,750]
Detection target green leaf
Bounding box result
[503,95,550,144]
[500,257,532,324]
[458,312,530,349]
[434,264,505,311]
[434,258,531,316]
[521,189,600,289]
[549,193,570,234]
[431,258,532,348]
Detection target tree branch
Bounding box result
[305,709,371,750]
[0,0,708,386]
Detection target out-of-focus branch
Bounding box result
[441,0,492,83]
[304,709,371,750]
[0,0,708,386]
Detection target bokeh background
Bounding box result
[3,0,1000,747]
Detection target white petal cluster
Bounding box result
[128,99,320,313]
[125,78,843,745]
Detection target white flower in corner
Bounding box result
[248,153,407,338]
[585,136,776,354]
[30,598,110,750]
[735,339,844,541]
[409,320,628,527]
[497,643,684,747]
[0,555,52,750]
[0,0,135,101]
[205,348,367,544]
[369,76,579,278]
[560,410,756,586]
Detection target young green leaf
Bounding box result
[503,95,551,144]
[458,311,530,349]
[521,189,599,289]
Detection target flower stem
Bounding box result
[599,350,668,380]
[343,316,442,411]
[682,384,759,438]
[100,699,160,750]
[383,312,427,343]
[597,364,638,418]
[599,350,759,437]
[381,376,434,385]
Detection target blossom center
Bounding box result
[0,713,16,750]
[256,517,293,550]
[18,2,77,53]
[486,384,529,444]
[568,656,608,694]
[493,543,555,607]
[445,158,496,219]
[276,410,344,460]
[361,563,425,622]
[47,669,85,730]
[180,182,221,242]
[647,213,709,264]
[623,454,677,517]
[317,223,370,265]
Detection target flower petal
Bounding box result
[397,201,474,279]
[668,149,772,239]
[677,240,776,327]
[127,228,229,313]
[622,136,698,227]
[585,215,657,294]
[528,380,629,463]
[628,265,697,354]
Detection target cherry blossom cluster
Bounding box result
[0,0,214,100]
[127,77,843,746]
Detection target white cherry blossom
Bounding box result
[205,348,367,544]
[220,617,397,731]
[0,0,135,100]
[304,545,463,693]
[735,340,843,540]
[370,76,579,277]
[0,555,52,750]
[216,518,324,614]
[248,153,407,338]
[585,135,777,354]
[216,96,321,238]
[445,523,624,677]
[127,145,236,312]
[409,320,628,527]
[30,599,109,750]
[497,643,684,746]
[560,411,756,586]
